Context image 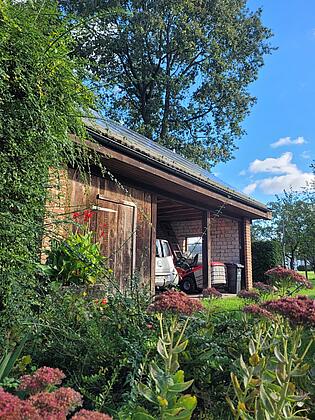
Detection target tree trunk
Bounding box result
[304,258,308,279]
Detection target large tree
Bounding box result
[61,0,272,168]
[252,190,315,269]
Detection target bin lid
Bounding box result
[211,261,225,267]
[225,263,244,268]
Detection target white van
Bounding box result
[155,239,179,288]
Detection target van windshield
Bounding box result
[161,241,171,257]
[156,240,162,258]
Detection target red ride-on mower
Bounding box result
[176,255,227,294]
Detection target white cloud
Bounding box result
[258,172,314,194]
[300,150,311,160]
[249,152,298,175]
[243,183,257,195]
[243,152,315,195]
[270,136,306,148]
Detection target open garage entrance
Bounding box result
[156,195,246,293]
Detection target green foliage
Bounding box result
[182,310,252,419]
[252,240,282,283]
[0,335,28,387]
[135,312,197,419]
[42,232,106,286]
[0,0,95,331]
[228,317,314,419]
[28,277,157,414]
[61,0,273,168]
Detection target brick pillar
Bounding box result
[243,218,253,289]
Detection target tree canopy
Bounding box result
[61,0,273,168]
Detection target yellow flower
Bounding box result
[238,402,246,411]
[157,396,168,408]
[249,353,260,366]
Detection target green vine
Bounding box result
[0,0,96,337]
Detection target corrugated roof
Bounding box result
[84,113,269,212]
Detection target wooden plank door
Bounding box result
[93,196,137,288]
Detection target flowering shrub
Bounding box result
[261,295,315,326]
[148,290,203,315]
[0,368,112,419]
[0,387,40,420]
[265,266,312,296]
[237,289,260,302]
[72,409,112,419]
[243,304,274,320]
[202,287,222,299]
[19,366,65,394]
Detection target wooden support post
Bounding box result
[150,195,157,294]
[243,218,253,289]
[202,211,211,289]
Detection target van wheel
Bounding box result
[180,276,196,294]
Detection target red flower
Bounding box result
[72,212,81,220]
[83,209,94,222]
[101,298,108,305]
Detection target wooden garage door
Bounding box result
[94,195,137,288]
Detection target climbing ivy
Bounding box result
[0,0,95,333]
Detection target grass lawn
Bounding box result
[297,270,315,299]
[203,296,245,312]
[203,271,315,312]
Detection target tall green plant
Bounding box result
[0,0,95,331]
[228,298,315,419]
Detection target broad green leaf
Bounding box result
[260,384,275,415]
[173,340,188,354]
[168,379,194,393]
[274,346,285,363]
[177,394,197,411]
[137,383,156,404]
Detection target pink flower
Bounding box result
[72,409,112,419]
[261,295,315,326]
[237,289,260,301]
[0,388,40,420]
[30,387,82,417]
[146,323,153,329]
[202,287,222,299]
[148,290,203,316]
[243,304,274,320]
[265,267,312,289]
[253,282,275,293]
[19,367,65,394]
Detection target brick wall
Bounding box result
[171,217,240,263]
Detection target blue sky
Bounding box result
[213,0,315,204]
